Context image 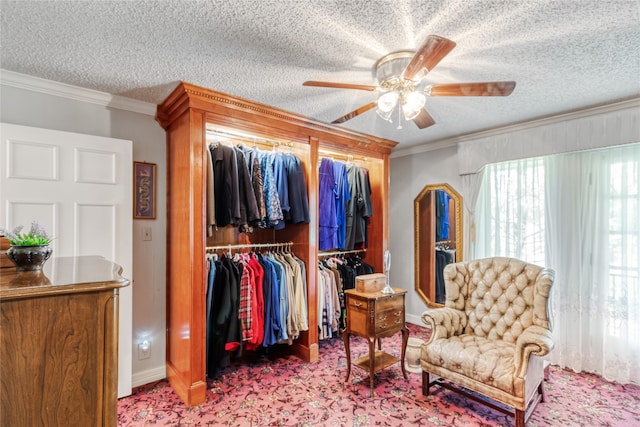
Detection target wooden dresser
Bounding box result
[342,288,408,396]
[0,256,129,427]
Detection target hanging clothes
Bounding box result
[205,147,216,236]
[333,160,351,249]
[207,258,230,377]
[211,143,241,227]
[344,164,373,250]
[267,253,289,343]
[435,189,451,241]
[435,246,456,304]
[245,253,265,351]
[235,254,254,343]
[207,142,310,232]
[234,146,260,232]
[271,152,289,230]
[318,158,338,250]
[316,253,374,339]
[284,153,311,224]
[236,145,268,228]
[319,257,346,332]
[205,246,309,378]
[205,254,217,372]
[222,255,242,353]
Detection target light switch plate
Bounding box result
[142,227,152,241]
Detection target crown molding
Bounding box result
[391,97,640,159]
[0,69,157,116]
[390,138,458,158]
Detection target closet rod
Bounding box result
[206,241,293,252]
[318,248,366,258]
[318,148,367,162]
[206,128,294,148]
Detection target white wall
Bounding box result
[0,73,168,386]
[389,144,461,324]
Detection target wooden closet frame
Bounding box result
[156,82,397,406]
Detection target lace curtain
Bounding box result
[460,170,485,261]
[474,143,640,385]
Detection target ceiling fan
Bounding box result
[303,35,515,129]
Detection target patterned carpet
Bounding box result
[118,324,640,426]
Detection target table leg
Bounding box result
[400,326,409,380]
[342,330,351,382]
[368,336,376,397]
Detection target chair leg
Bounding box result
[515,409,525,427]
[422,371,430,396]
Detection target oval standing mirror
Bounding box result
[414,183,463,307]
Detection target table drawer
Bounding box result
[375,308,404,333]
[347,297,369,311]
[375,295,404,312]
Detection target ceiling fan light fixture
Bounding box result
[402,91,426,120]
[303,35,514,130]
[376,107,394,122]
[377,91,399,112]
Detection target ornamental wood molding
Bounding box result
[156,81,398,156]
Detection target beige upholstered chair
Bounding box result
[421,257,554,427]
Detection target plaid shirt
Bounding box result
[237,255,253,342]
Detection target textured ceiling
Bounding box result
[1,0,639,149]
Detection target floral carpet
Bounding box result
[118,324,640,426]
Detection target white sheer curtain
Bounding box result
[474,143,640,385]
[460,169,485,260]
[475,157,546,266]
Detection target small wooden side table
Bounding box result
[343,288,409,396]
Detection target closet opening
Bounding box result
[157,81,396,406]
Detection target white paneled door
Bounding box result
[0,123,133,398]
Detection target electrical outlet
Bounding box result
[142,227,152,241]
[138,340,151,360]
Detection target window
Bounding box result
[607,157,639,339]
[474,143,640,384]
[475,158,545,266]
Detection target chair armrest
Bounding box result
[514,325,554,377]
[421,308,467,344]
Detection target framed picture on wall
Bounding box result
[133,161,156,219]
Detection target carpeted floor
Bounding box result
[118,324,640,426]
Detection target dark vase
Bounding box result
[6,245,52,272]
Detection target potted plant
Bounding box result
[0,221,53,272]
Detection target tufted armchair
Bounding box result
[421,257,554,427]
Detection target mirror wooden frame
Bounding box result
[414,183,463,307]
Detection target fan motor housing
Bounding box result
[372,50,415,87]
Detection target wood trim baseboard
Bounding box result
[131,366,167,389]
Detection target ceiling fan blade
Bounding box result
[402,35,456,82]
[429,81,516,96]
[331,102,378,124]
[413,108,436,129]
[303,81,378,91]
